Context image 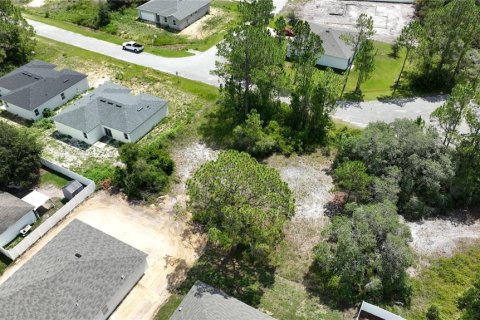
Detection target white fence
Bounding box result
[1,159,95,260]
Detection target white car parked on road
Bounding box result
[122,41,144,53]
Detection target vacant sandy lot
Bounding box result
[285,0,415,42]
[0,191,205,320]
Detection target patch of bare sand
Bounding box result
[27,0,46,7]
[266,151,334,220]
[407,217,480,258]
[179,8,225,40]
[0,191,206,320]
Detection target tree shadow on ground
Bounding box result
[342,90,364,102]
[303,259,350,311]
[166,245,276,307]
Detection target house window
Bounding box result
[83,132,88,139]
[173,20,176,25]
[124,133,129,140]
[34,109,39,116]
[61,92,66,100]
[164,17,167,23]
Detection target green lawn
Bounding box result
[155,294,184,320]
[23,0,238,57]
[343,41,407,101]
[391,243,480,319]
[39,168,70,188]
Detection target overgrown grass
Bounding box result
[394,243,480,319]
[23,0,238,57]
[39,168,70,188]
[155,294,184,320]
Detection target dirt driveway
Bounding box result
[0,191,205,320]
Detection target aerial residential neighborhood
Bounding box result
[0,0,479,320]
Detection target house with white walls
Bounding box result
[53,82,168,144]
[0,60,88,121]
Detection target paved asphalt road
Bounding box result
[334,95,447,128]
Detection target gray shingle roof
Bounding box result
[170,281,275,320]
[0,60,87,111]
[308,23,354,60]
[53,82,168,134]
[0,192,35,235]
[138,0,211,20]
[0,219,147,320]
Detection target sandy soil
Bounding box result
[0,191,205,320]
[266,151,334,220]
[27,0,46,7]
[179,8,224,40]
[407,217,480,258]
[285,0,415,42]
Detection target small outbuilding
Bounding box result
[62,180,84,201]
[0,192,36,248]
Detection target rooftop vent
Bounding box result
[63,79,70,83]
[137,107,143,112]
[75,253,82,258]
[115,104,122,108]
[34,76,40,80]
[107,102,113,105]
[100,99,106,103]
[121,274,125,280]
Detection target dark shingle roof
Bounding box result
[53,82,168,134]
[0,192,35,235]
[170,281,275,320]
[138,0,211,20]
[308,23,354,60]
[0,60,87,111]
[0,219,147,320]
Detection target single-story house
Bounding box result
[0,219,148,320]
[0,192,36,248]
[170,280,275,320]
[357,301,405,320]
[53,82,168,144]
[0,60,89,121]
[137,0,211,31]
[308,23,355,71]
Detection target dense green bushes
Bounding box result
[114,141,174,200]
[0,122,42,190]
[335,119,454,219]
[311,201,413,306]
